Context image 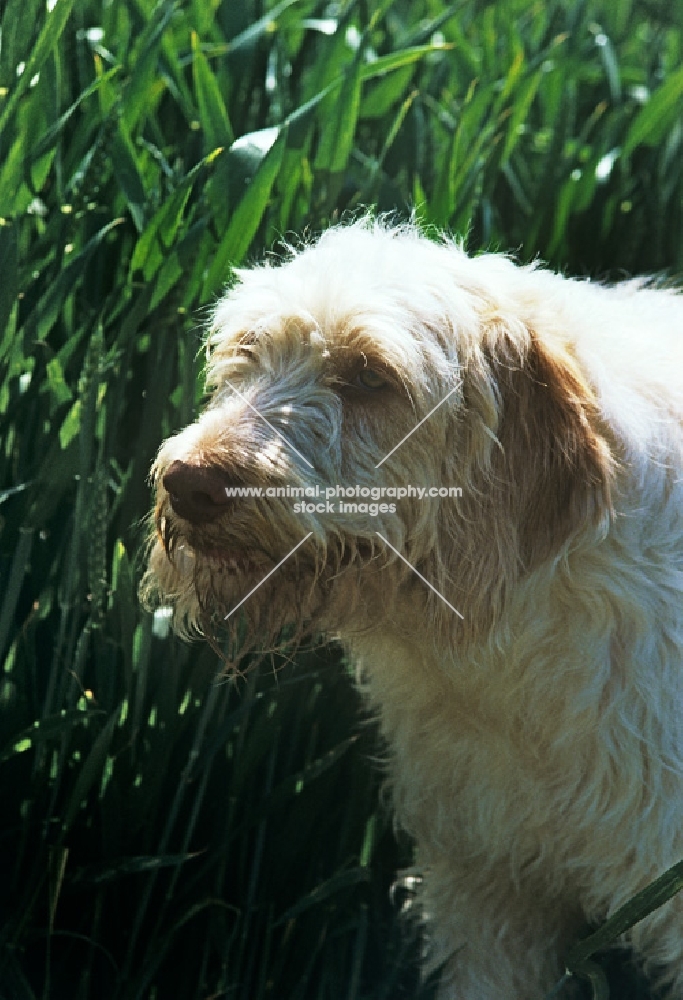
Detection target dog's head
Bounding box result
[141,218,614,652]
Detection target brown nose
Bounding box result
[162,460,235,524]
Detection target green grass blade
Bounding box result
[0,221,18,342]
[60,711,119,835]
[0,708,104,765]
[31,67,122,161]
[0,0,78,135]
[191,31,234,151]
[202,126,287,296]
[623,64,683,155]
[0,530,33,667]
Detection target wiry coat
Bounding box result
[142,220,683,998]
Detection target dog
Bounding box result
[142,217,683,999]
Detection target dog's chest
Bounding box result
[351,633,575,860]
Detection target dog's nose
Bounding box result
[162,460,234,524]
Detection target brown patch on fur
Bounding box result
[496,332,614,569]
[435,329,614,640]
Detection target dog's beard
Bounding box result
[141,501,392,655]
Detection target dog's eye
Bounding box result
[355,369,387,390]
[233,345,256,362]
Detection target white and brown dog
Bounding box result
[142,218,683,999]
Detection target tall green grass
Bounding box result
[0,0,681,996]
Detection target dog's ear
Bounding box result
[437,329,614,641]
[484,331,614,571]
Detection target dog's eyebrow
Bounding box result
[326,340,395,370]
[327,354,397,388]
